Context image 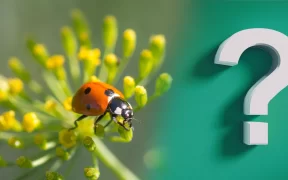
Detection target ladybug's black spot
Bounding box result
[84,87,91,94]
[86,104,91,110]
[104,89,114,97]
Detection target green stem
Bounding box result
[68,55,81,89]
[98,48,110,81]
[31,153,55,167]
[112,57,130,85]
[42,71,66,102]
[137,56,165,87]
[92,137,140,180]
[59,80,72,97]
[91,152,99,169]
[64,147,79,177]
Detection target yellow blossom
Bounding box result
[89,75,101,82]
[123,76,135,99]
[22,112,41,133]
[8,137,23,148]
[44,99,57,112]
[63,97,72,111]
[33,44,47,57]
[78,47,101,65]
[135,86,148,107]
[123,29,136,58]
[8,78,23,95]
[46,55,65,69]
[59,129,77,148]
[0,110,20,131]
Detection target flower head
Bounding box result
[0,9,172,179]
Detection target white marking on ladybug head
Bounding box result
[108,93,120,103]
[114,107,122,115]
[127,102,132,109]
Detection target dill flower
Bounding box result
[0,9,172,180]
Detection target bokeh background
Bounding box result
[2,0,288,180]
[0,0,188,179]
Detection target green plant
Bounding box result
[0,9,172,180]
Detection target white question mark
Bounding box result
[214,28,288,145]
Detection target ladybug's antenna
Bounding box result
[132,117,141,124]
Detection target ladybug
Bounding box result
[68,81,134,132]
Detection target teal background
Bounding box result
[149,1,288,180]
[1,0,288,179]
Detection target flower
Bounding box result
[0,9,172,180]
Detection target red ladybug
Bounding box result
[69,81,134,132]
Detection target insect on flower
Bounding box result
[0,8,172,180]
[70,81,135,132]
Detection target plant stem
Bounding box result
[98,48,111,81]
[92,137,140,180]
[68,55,81,89]
[112,57,130,85]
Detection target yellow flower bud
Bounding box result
[59,129,77,149]
[0,111,16,131]
[22,112,41,133]
[8,137,23,148]
[61,26,77,56]
[8,78,23,95]
[104,54,119,84]
[89,49,101,66]
[53,55,65,68]
[0,76,9,101]
[149,35,166,67]
[16,156,32,168]
[71,9,91,47]
[155,73,173,95]
[56,147,70,160]
[139,49,154,79]
[8,57,31,82]
[78,46,89,60]
[33,44,49,66]
[123,29,136,58]
[0,111,21,132]
[104,54,118,69]
[84,167,100,180]
[63,97,72,111]
[46,171,64,180]
[83,136,96,151]
[46,55,65,70]
[89,75,101,82]
[34,134,47,150]
[33,44,47,57]
[45,99,57,112]
[0,90,8,101]
[135,86,148,108]
[123,76,135,99]
[103,15,118,49]
[118,125,133,142]
[78,47,101,66]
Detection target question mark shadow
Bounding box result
[192,45,228,78]
[219,47,274,158]
[192,45,274,159]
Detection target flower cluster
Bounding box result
[0,9,172,180]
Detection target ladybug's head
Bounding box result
[108,97,134,130]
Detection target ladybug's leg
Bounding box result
[104,119,113,128]
[94,112,107,124]
[94,112,107,134]
[111,116,130,131]
[69,115,87,131]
